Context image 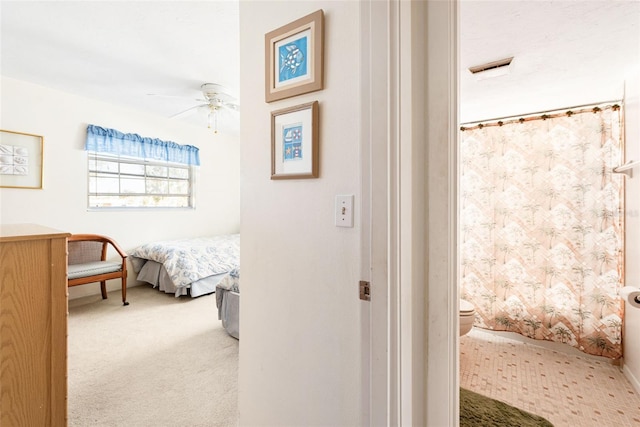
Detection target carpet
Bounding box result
[460,388,554,427]
[67,286,238,426]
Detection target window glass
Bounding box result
[87,153,194,209]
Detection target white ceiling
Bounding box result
[460,0,640,123]
[0,1,240,128]
[1,1,639,127]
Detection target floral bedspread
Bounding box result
[129,234,239,289]
[216,268,240,293]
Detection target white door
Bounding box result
[361,1,459,426]
[359,1,393,424]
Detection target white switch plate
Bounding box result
[335,195,354,227]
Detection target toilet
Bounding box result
[459,299,476,336]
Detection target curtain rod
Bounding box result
[460,99,623,130]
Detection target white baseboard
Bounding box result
[624,363,640,394]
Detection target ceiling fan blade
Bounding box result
[222,100,240,111]
[147,93,208,103]
[170,103,207,118]
[147,93,189,99]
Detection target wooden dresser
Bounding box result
[0,224,70,426]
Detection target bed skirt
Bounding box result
[137,260,228,297]
[216,286,239,339]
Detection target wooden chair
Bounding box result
[67,234,129,306]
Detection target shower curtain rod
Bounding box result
[460,99,622,130]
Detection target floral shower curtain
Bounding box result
[460,104,624,358]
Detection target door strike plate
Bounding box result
[359,280,371,301]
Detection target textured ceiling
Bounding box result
[460,0,640,123]
[1,1,638,127]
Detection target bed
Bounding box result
[129,234,239,298]
[216,268,240,339]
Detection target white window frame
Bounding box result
[87,152,195,209]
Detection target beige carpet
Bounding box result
[67,285,239,427]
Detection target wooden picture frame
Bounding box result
[271,101,319,179]
[0,129,44,189]
[265,9,324,103]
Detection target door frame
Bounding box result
[361,1,459,425]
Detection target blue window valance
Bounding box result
[85,124,200,166]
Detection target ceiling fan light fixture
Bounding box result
[160,83,238,133]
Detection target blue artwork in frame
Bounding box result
[265,10,324,103]
[282,123,303,161]
[271,101,318,179]
[278,37,308,83]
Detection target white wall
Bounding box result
[238,2,363,425]
[623,67,640,393]
[0,76,240,299]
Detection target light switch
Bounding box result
[335,195,354,227]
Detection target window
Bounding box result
[88,153,194,208]
[85,124,200,209]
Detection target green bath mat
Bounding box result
[460,388,554,427]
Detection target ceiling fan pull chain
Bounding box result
[207,106,219,134]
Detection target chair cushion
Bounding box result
[68,261,122,279]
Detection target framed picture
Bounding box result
[265,9,324,103]
[0,129,43,189]
[271,101,319,179]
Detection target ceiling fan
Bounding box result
[153,83,239,133]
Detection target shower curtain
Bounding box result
[460,104,624,359]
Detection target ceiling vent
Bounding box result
[468,57,514,81]
[468,57,514,74]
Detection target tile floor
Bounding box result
[460,328,640,427]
